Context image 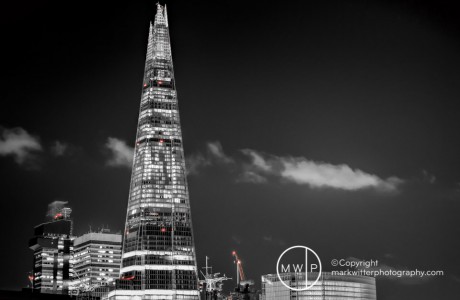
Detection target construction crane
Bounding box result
[70,270,113,296]
[232,251,246,285]
[199,256,230,299]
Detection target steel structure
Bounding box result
[199,256,230,298]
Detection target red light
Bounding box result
[159,139,164,143]
[161,228,166,232]
[28,275,34,281]
[158,81,162,84]
[54,213,63,219]
[143,83,147,87]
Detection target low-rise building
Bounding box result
[261,272,376,300]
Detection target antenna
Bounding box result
[203,256,212,276]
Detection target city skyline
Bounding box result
[1,1,460,299]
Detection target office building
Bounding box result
[29,209,73,294]
[71,230,122,298]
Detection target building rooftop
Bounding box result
[73,232,122,245]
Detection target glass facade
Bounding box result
[109,4,199,300]
[262,272,377,300]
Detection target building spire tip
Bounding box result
[153,1,168,27]
[164,4,169,27]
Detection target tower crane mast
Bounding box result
[232,251,246,285]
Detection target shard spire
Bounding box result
[145,22,154,62]
[154,3,167,26]
[164,4,169,27]
[109,4,199,300]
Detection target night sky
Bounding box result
[1,0,460,299]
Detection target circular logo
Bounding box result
[276,245,322,291]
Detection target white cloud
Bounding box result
[0,127,42,164]
[186,141,233,176]
[186,153,210,175]
[241,149,271,171]
[47,200,68,218]
[263,236,272,242]
[281,158,402,192]
[207,141,233,163]
[51,141,68,156]
[242,149,402,192]
[237,170,267,184]
[105,137,134,168]
[185,141,402,192]
[422,169,436,184]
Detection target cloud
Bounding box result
[47,200,68,218]
[51,141,68,156]
[186,141,233,175]
[186,153,210,175]
[422,169,436,184]
[0,127,42,165]
[207,141,234,163]
[105,137,134,168]
[263,236,272,242]
[237,170,267,184]
[241,149,403,192]
[241,149,271,171]
[185,141,402,192]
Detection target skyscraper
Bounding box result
[29,208,73,294]
[108,4,199,299]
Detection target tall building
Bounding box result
[261,272,377,300]
[108,4,199,299]
[29,208,73,294]
[71,230,122,298]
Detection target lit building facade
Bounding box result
[261,272,377,300]
[29,213,73,294]
[71,231,122,298]
[108,4,199,300]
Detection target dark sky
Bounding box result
[1,0,460,299]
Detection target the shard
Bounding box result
[108,4,199,299]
